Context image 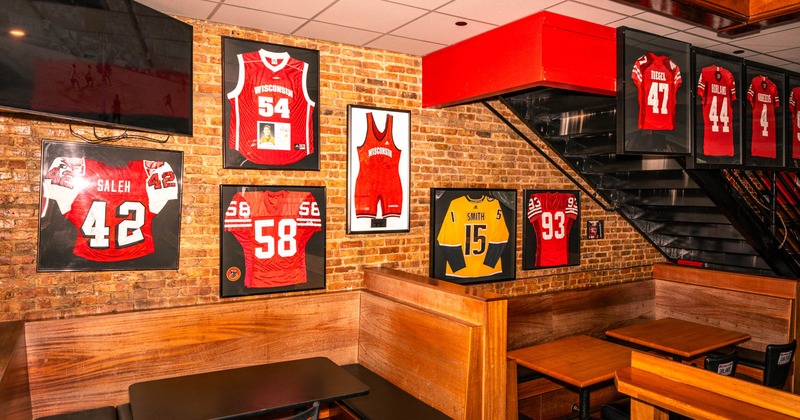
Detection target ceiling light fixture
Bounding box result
[9,29,25,38]
[455,21,467,26]
[732,49,745,54]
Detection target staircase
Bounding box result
[489,87,800,278]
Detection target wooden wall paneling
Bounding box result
[363,267,503,325]
[0,321,31,420]
[552,281,655,339]
[652,263,797,299]
[482,298,507,420]
[655,281,791,351]
[506,294,554,350]
[25,292,360,418]
[357,292,479,420]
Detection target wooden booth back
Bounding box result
[24,291,361,418]
[507,280,656,351]
[360,268,508,420]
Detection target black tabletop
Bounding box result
[129,357,369,420]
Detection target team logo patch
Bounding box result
[226,267,242,282]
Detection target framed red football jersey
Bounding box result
[689,49,744,168]
[617,27,691,155]
[38,141,183,272]
[522,190,581,269]
[222,37,320,171]
[697,65,737,156]
[744,65,785,167]
[789,85,800,161]
[220,185,326,297]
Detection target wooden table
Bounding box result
[507,335,632,420]
[129,357,369,420]
[606,317,751,361]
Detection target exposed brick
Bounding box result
[0,17,664,321]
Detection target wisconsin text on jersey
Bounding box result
[254,84,293,97]
[367,147,393,158]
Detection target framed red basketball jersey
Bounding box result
[222,37,320,171]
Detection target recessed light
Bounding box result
[9,29,25,38]
[455,21,467,27]
[732,49,745,54]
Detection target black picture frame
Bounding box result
[522,190,581,269]
[690,48,744,168]
[787,72,800,169]
[222,37,320,170]
[429,188,516,284]
[38,140,183,271]
[220,185,326,297]
[743,62,786,168]
[617,27,692,155]
[346,105,411,234]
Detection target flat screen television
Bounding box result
[0,0,193,136]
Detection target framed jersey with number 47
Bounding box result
[220,185,326,297]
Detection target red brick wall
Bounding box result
[0,19,663,321]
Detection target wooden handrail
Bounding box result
[615,352,800,419]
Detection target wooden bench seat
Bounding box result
[615,351,800,419]
[338,364,450,420]
[36,406,117,420]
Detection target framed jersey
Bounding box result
[617,27,691,155]
[222,37,320,170]
[522,190,581,270]
[220,185,325,297]
[430,188,516,284]
[38,140,183,271]
[690,48,744,168]
[744,62,786,168]
[346,105,411,234]
[787,73,800,169]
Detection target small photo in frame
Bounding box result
[744,62,785,168]
[222,37,320,170]
[38,140,183,271]
[587,220,604,240]
[522,190,581,270]
[617,27,692,155]
[430,188,516,284]
[692,48,744,167]
[788,73,800,169]
[346,105,411,234]
[220,185,326,297]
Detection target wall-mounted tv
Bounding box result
[0,0,193,136]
